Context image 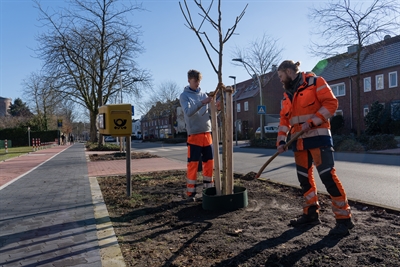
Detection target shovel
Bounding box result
[255,130,305,178]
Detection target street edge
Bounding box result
[89,176,126,267]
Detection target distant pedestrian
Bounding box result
[61,134,66,145]
[69,135,74,144]
[276,60,354,236]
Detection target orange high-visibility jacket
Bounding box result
[277,72,338,151]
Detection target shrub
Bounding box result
[364,101,392,135]
[249,138,276,149]
[85,142,120,151]
[331,115,345,135]
[363,134,398,150]
[335,138,366,152]
[390,120,400,135]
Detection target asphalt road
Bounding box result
[130,141,400,211]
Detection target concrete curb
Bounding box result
[90,176,126,267]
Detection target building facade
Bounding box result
[0,97,12,117]
[140,100,180,139]
[231,69,283,139]
[313,35,400,133]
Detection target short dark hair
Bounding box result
[278,60,301,72]
[187,69,202,81]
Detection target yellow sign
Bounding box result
[97,104,132,136]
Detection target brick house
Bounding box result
[231,69,283,138]
[140,100,180,139]
[313,35,400,133]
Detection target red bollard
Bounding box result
[32,138,35,151]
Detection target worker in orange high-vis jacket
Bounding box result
[276,60,354,236]
[179,69,220,200]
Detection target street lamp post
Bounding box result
[119,69,127,103]
[119,69,127,152]
[229,76,238,146]
[232,58,264,139]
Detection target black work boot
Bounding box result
[289,213,321,227]
[329,218,355,236]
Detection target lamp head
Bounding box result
[232,58,243,62]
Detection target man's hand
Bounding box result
[301,121,312,132]
[277,144,287,154]
[201,97,212,105]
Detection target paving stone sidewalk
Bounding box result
[0,144,103,267]
[0,143,186,267]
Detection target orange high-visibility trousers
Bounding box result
[186,132,214,196]
[294,147,351,220]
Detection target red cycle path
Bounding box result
[1,145,186,188]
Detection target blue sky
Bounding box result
[1,0,323,118]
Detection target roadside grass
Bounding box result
[0,146,33,161]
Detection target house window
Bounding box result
[244,101,249,111]
[363,106,369,117]
[237,103,241,112]
[391,101,400,121]
[376,74,384,90]
[331,83,345,96]
[364,77,371,92]
[389,71,398,88]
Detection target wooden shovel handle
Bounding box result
[255,130,305,178]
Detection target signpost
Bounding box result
[257,105,266,115]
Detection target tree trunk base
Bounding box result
[202,186,248,211]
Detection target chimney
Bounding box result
[347,44,359,54]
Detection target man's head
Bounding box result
[187,69,202,90]
[277,60,300,90]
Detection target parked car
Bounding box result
[255,126,278,138]
[104,136,117,142]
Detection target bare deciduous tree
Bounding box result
[180,0,247,195]
[23,73,64,131]
[232,33,283,85]
[136,81,182,137]
[34,0,151,142]
[309,0,400,137]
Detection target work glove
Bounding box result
[277,141,287,154]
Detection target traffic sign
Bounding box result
[257,105,266,114]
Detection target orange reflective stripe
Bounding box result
[318,106,331,120]
[316,84,328,92]
[331,195,351,219]
[299,128,331,139]
[278,125,290,133]
[186,178,196,185]
[290,114,313,125]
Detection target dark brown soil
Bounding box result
[96,157,400,267]
[89,152,159,161]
